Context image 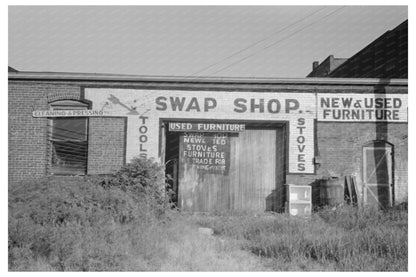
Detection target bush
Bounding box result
[98,157,168,217]
[9,158,173,271]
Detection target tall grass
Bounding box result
[195,206,407,271]
[8,158,176,271]
[9,176,175,271]
[9,157,407,271]
[8,175,268,271]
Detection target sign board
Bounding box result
[317,94,408,122]
[180,133,230,174]
[169,122,245,133]
[32,110,110,117]
[85,89,316,174]
[39,89,408,175]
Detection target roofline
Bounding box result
[329,19,408,77]
[8,70,408,86]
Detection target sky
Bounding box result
[8,5,408,78]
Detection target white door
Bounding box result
[363,143,393,208]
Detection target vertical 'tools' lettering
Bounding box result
[139,115,148,158]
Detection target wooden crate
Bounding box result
[286,184,312,216]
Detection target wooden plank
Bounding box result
[178,126,282,212]
[345,176,353,204]
[160,124,166,165]
[350,176,358,206]
[236,129,276,211]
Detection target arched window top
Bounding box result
[363,140,393,148]
[50,100,89,110]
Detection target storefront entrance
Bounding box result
[164,121,286,213]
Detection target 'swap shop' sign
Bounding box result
[85,89,316,174]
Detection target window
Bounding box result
[49,100,89,175]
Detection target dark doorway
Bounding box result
[165,130,180,206]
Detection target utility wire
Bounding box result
[43,7,346,149]
[188,6,328,77]
[56,7,346,125]
[203,6,346,77]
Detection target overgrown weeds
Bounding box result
[195,205,408,271]
[8,158,174,271]
[9,157,408,271]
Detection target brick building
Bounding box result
[308,20,408,78]
[9,20,408,213]
[8,70,408,212]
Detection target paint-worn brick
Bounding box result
[8,82,126,184]
[8,79,408,206]
[88,117,126,174]
[287,122,408,204]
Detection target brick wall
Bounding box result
[8,81,126,184]
[88,117,126,174]
[8,82,79,184]
[287,122,408,204]
[9,78,408,206]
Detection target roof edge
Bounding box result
[8,71,408,86]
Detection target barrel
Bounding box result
[319,178,344,206]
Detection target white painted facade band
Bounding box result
[81,89,407,174]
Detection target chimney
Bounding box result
[312,61,319,70]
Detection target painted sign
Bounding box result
[85,88,316,174]
[169,122,245,133]
[317,94,408,122]
[180,133,230,174]
[34,89,409,176]
[32,110,110,117]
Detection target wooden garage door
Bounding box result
[178,127,285,212]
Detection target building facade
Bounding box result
[9,71,408,212]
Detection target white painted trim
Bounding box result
[8,71,408,86]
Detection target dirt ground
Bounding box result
[159,221,270,271]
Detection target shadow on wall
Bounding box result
[265,188,285,213]
[372,79,391,208]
